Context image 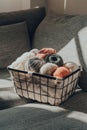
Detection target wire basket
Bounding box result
[8,67,81,106]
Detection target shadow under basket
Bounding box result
[8,67,81,106]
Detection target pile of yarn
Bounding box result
[25,48,78,79]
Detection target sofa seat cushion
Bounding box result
[33,12,87,91]
[0,102,87,130]
[0,21,30,69]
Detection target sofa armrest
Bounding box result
[0,7,46,48]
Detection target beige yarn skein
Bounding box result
[40,63,58,76]
[64,62,78,72]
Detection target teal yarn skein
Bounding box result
[45,54,63,67]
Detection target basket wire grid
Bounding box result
[8,67,81,106]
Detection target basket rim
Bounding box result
[7,66,81,81]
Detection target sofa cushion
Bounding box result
[33,12,87,91]
[0,102,87,130]
[0,21,30,68]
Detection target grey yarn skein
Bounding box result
[28,57,45,72]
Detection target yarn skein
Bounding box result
[10,51,36,70]
[36,48,56,59]
[28,57,45,73]
[23,52,37,71]
[64,62,78,72]
[40,63,58,76]
[38,48,56,55]
[36,53,47,59]
[53,66,71,79]
[45,54,63,67]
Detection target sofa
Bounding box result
[0,7,87,130]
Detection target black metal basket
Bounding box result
[8,67,81,106]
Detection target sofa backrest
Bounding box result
[0,7,46,45]
[0,7,46,68]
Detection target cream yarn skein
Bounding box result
[64,62,79,72]
[40,63,58,76]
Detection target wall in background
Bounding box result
[1,0,87,14]
[47,0,64,14]
[0,0,46,12]
[47,0,87,14]
[30,0,46,8]
[0,0,22,12]
[22,0,30,10]
[65,0,87,14]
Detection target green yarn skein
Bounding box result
[45,54,63,67]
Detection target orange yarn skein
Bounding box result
[36,48,56,59]
[53,66,71,79]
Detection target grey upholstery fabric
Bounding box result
[33,12,87,91]
[0,102,87,130]
[0,7,46,46]
[0,21,30,68]
[33,13,78,50]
